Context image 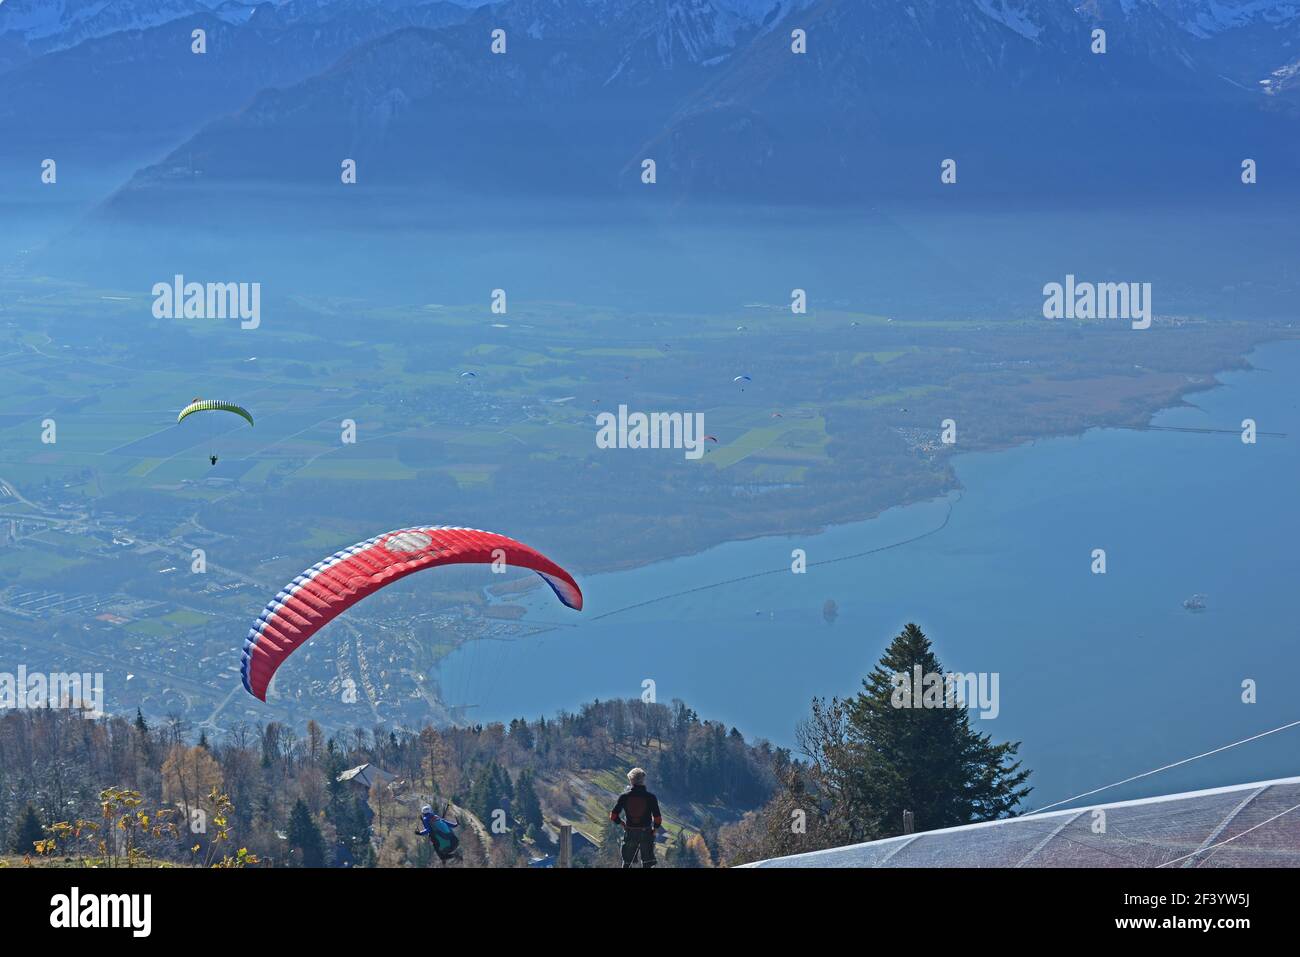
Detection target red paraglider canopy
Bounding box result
[241,526,582,700]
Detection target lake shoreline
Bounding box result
[445,337,1300,805]
[505,326,1297,591]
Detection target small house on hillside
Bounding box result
[337,763,395,790]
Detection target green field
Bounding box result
[0,276,1285,583]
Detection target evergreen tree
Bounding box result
[324,742,349,822]
[9,804,44,854]
[535,716,551,757]
[468,761,513,828]
[508,718,535,751]
[800,623,1031,845]
[697,814,721,866]
[134,708,152,761]
[286,799,327,867]
[347,795,374,866]
[514,770,544,833]
[467,766,492,823]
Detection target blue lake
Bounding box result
[440,339,1300,810]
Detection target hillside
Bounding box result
[0,698,785,868]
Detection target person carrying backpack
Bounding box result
[417,804,462,864]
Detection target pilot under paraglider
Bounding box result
[417,805,462,864]
[176,398,253,468]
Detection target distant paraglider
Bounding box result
[178,398,253,465]
[240,526,583,701]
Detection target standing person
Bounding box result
[417,804,462,865]
[609,768,662,868]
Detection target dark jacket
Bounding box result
[610,784,662,830]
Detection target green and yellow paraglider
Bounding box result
[177,398,253,466]
[177,399,254,427]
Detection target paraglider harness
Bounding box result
[417,805,462,865]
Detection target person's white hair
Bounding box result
[627,767,647,785]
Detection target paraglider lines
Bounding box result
[584,495,957,624]
[1025,717,1300,817]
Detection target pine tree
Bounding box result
[697,814,721,866]
[324,742,349,822]
[9,804,44,854]
[468,761,514,829]
[506,718,527,750]
[467,766,492,823]
[513,769,544,833]
[348,795,373,865]
[800,623,1031,845]
[134,708,152,761]
[286,799,327,867]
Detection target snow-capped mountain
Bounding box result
[0,0,497,70]
[3,0,1296,206]
[454,0,762,77]
[1054,0,1300,93]
[0,0,254,57]
[112,2,743,200]
[1151,0,1300,37]
[1139,0,1300,92]
[0,0,476,153]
